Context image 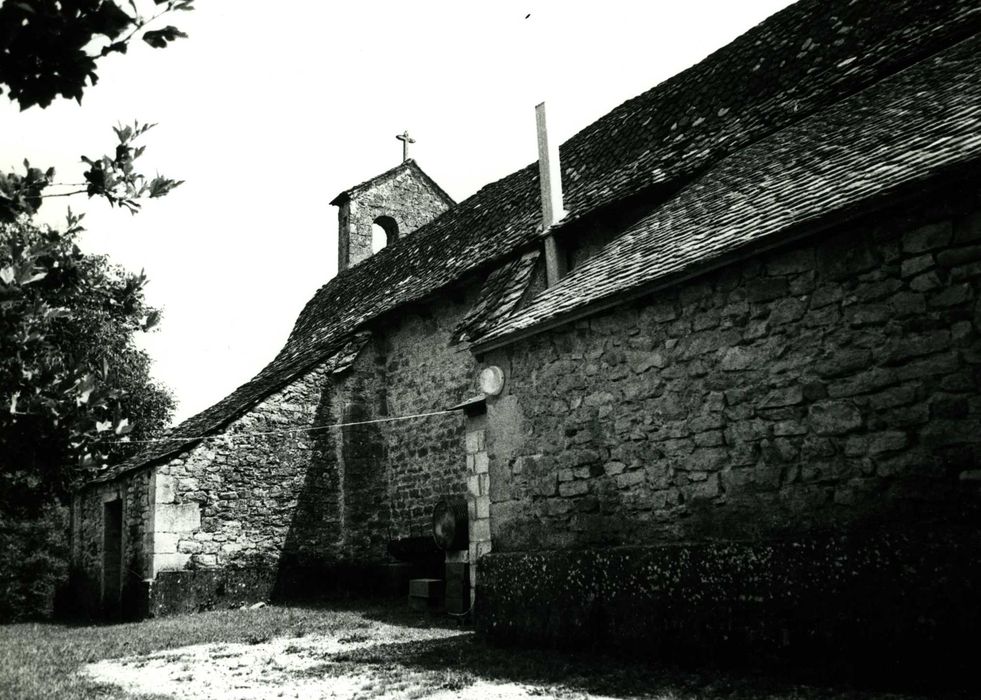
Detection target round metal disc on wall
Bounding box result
[479,366,505,396]
[432,497,469,551]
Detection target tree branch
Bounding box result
[87,3,174,59]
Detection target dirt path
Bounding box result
[82,619,606,699]
[69,605,947,700]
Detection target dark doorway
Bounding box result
[102,499,123,617]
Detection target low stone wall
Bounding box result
[476,529,981,685]
[149,568,277,616]
[148,559,441,616]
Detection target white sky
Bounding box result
[1,0,793,424]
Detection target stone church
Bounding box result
[72,0,980,676]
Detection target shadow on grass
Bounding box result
[223,599,969,699]
[11,598,973,700]
[297,629,965,700]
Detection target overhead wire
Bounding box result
[91,408,461,446]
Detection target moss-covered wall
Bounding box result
[476,530,981,683]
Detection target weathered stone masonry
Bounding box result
[71,361,336,616]
[476,185,981,675]
[382,295,476,538]
[71,285,480,616]
[335,163,453,271]
[155,364,331,573]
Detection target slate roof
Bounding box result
[88,0,981,486]
[473,34,981,348]
[89,334,371,484]
[452,250,540,345]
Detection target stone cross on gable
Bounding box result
[396,130,416,162]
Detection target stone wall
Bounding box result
[338,165,452,270]
[476,183,981,673]
[153,363,332,578]
[72,282,481,616]
[381,296,476,538]
[485,188,981,552]
[328,337,391,563]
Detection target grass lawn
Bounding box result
[0,602,422,699]
[0,601,968,699]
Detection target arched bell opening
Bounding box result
[371,215,399,253]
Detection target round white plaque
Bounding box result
[479,366,505,396]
